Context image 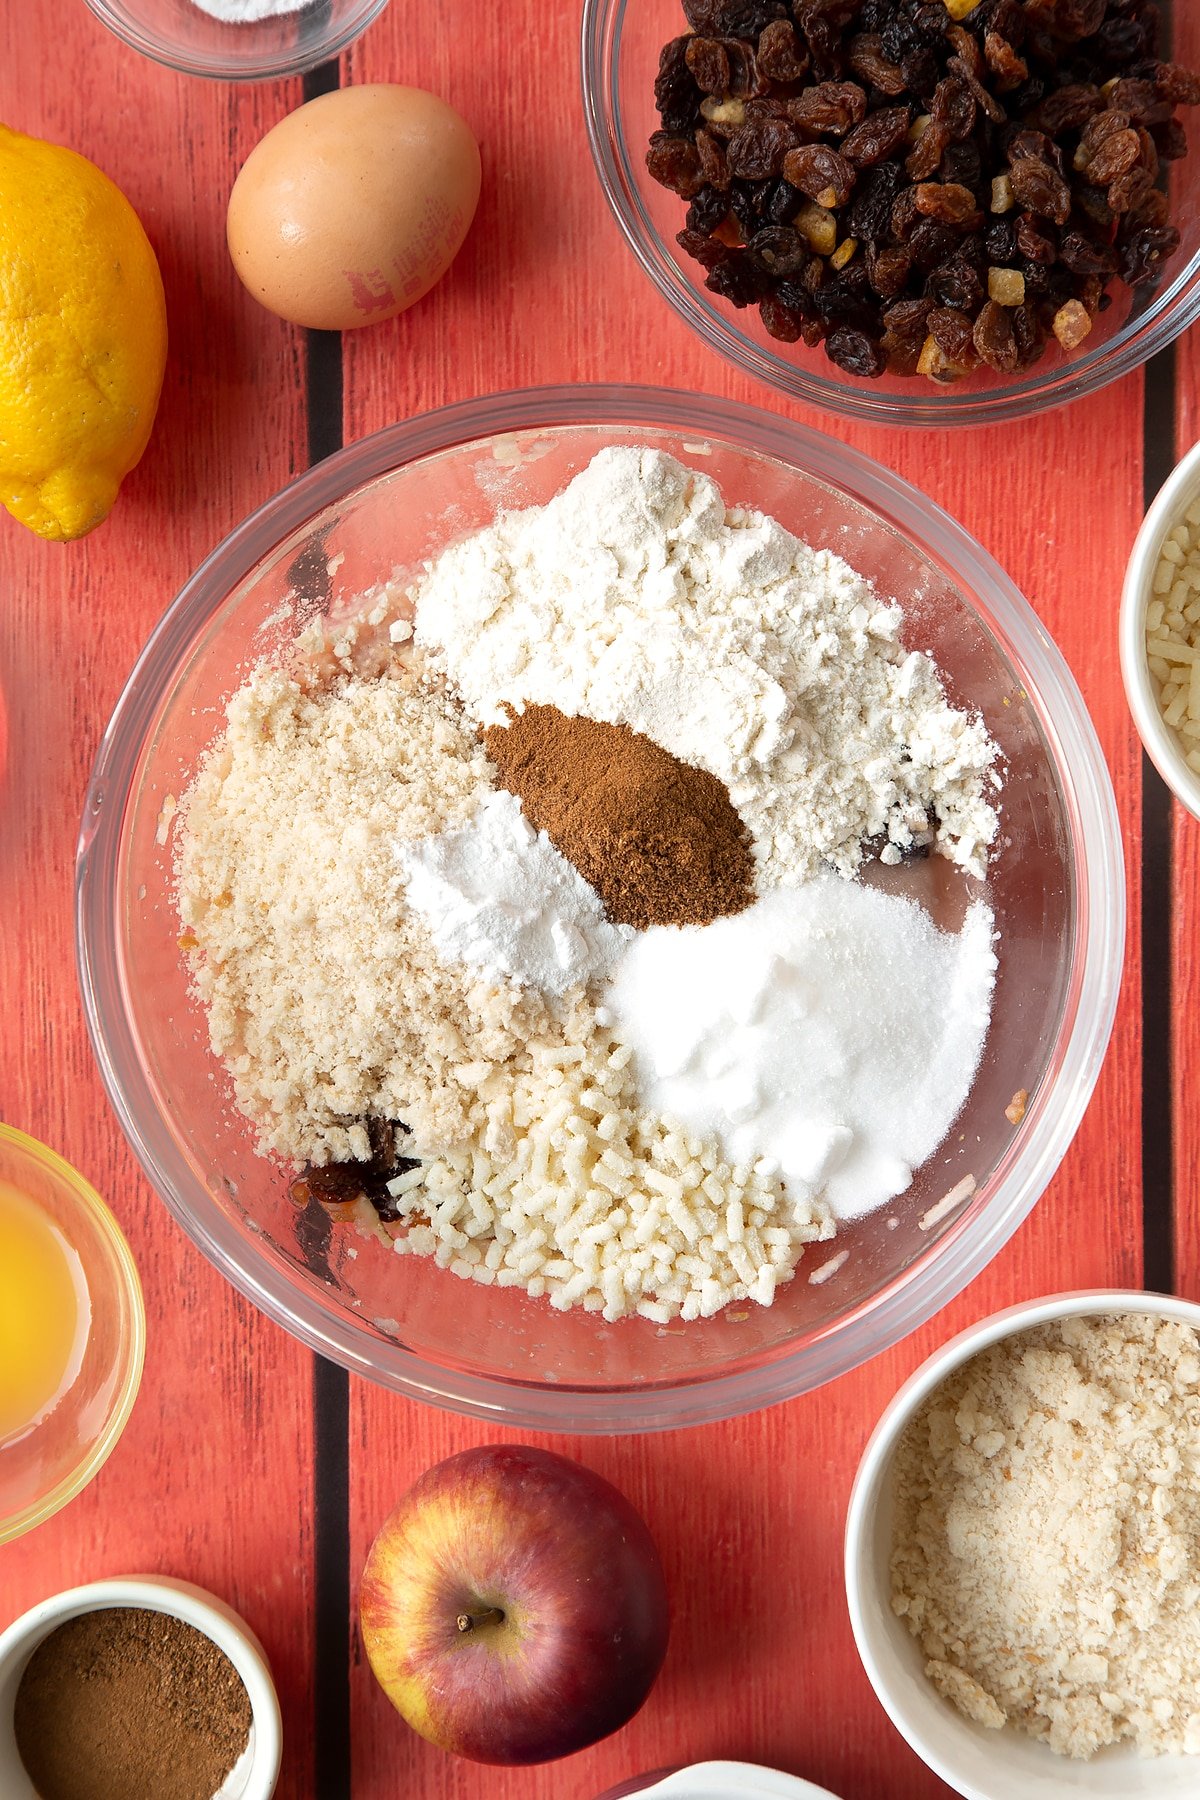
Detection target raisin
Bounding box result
[902,119,946,182]
[1154,62,1200,108]
[726,41,766,99]
[984,32,1027,92]
[705,252,771,306]
[647,132,705,198]
[891,183,922,240]
[1073,182,1113,230]
[763,177,802,223]
[824,326,886,377]
[1118,225,1180,287]
[1151,118,1189,163]
[900,47,941,99]
[676,227,731,270]
[747,224,810,275]
[760,295,808,340]
[972,299,1019,372]
[655,38,702,135]
[908,217,959,272]
[1008,158,1071,225]
[881,329,923,376]
[812,275,877,333]
[727,117,796,179]
[985,219,1017,262]
[914,181,981,225]
[686,39,732,97]
[882,295,932,338]
[1011,300,1045,368]
[1127,186,1170,229]
[757,19,810,83]
[866,242,913,298]
[946,55,1006,127]
[1006,129,1062,175]
[844,159,905,239]
[682,0,784,34]
[1107,78,1172,127]
[1014,212,1057,263]
[1076,110,1131,160]
[846,33,907,98]
[781,142,856,205]
[686,183,731,233]
[1057,230,1116,276]
[1084,127,1141,185]
[940,142,982,190]
[927,305,977,362]
[931,77,976,142]
[1030,83,1103,136]
[926,255,985,312]
[694,131,730,192]
[1106,163,1154,217]
[787,81,868,136]
[842,106,911,168]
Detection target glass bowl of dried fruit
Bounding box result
[582,0,1200,424]
[77,385,1122,1431]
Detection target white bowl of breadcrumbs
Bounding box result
[846,1290,1200,1798]
[1122,441,1200,822]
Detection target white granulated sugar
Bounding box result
[601,878,996,1222]
[891,1313,1200,1760]
[400,789,631,995]
[413,446,999,882]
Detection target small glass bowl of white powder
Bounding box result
[847,1290,1200,1798]
[83,0,386,81]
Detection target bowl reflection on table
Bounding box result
[580,0,1200,426]
[76,385,1122,1432]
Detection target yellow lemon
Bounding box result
[0,123,167,541]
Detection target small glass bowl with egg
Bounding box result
[81,0,387,82]
[0,1126,145,1545]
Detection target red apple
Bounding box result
[359,1443,670,1764]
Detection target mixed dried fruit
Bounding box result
[647,0,1200,383]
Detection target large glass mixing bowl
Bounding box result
[76,385,1123,1431]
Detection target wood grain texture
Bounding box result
[0,0,1172,1795]
[0,13,317,1796]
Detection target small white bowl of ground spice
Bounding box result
[0,1576,281,1800]
[846,1292,1200,1799]
[1121,443,1200,822]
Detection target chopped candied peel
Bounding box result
[1005,1088,1029,1126]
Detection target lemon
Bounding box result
[0,123,167,541]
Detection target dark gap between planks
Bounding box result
[303,54,352,1800]
[1141,341,1177,1295]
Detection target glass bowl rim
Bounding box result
[0,1124,146,1545]
[79,0,388,81]
[75,382,1125,1432]
[579,0,1200,427]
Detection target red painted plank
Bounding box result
[0,11,316,1796]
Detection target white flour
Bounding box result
[400,790,630,995]
[601,878,996,1222]
[413,447,999,884]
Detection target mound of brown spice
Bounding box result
[482,702,755,929]
[14,1606,253,1800]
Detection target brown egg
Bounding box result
[226,84,481,331]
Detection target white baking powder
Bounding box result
[413,447,999,884]
[600,877,996,1222]
[400,789,630,995]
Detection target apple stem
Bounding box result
[456,1607,505,1634]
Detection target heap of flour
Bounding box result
[412,446,999,884]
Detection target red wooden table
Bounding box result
[2,3,1198,1796]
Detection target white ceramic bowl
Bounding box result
[597,1763,843,1798]
[845,1290,1200,1799]
[0,1576,281,1799]
[1120,441,1200,821]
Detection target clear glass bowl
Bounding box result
[0,1127,145,1544]
[76,384,1123,1432]
[580,0,1200,426]
[82,0,387,80]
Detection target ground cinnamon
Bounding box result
[482,704,754,929]
[14,1606,253,1800]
